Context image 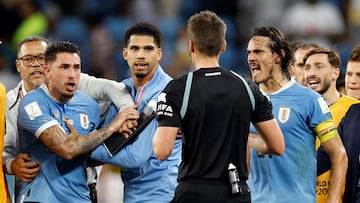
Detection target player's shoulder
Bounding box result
[292,82,322,98]
[75,90,98,105]
[166,73,188,90]
[348,102,360,112]
[23,87,45,102]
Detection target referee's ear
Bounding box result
[189,40,194,53]
[220,39,227,54]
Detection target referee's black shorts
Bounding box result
[171,178,251,203]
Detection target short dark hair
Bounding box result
[303,48,341,69]
[17,36,49,56]
[45,41,80,64]
[187,10,226,56]
[348,44,360,62]
[124,22,162,48]
[291,42,320,55]
[251,27,292,79]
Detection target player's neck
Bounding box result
[192,53,220,70]
[323,86,341,106]
[134,73,153,91]
[260,73,289,94]
[133,65,158,91]
[24,83,36,93]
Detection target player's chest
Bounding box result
[51,107,92,134]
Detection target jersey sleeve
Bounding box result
[3,108,18,173]
[92,101,155,168]
[18,92,59,138]
[309,96,338,143]
[156,79,184,128]
[91,119,156,168]
[248,80,274,123]
[79,73,134,111]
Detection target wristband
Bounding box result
[4,158,14,175]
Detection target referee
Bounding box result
[152,10,285,203]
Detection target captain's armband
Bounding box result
[314,119,338,143]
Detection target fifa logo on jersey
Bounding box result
[278,107,291,123]
[156,93,173,117]
[158,93,166,103]
[80,113,89,129]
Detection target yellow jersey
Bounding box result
[0,83,6,202]
[316,95,359,203]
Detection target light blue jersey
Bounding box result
[91,66,181,203]
[249,80,332,203]
[17,84,100,203]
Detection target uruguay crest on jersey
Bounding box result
[278,106,291,123]
[80,113,89,129]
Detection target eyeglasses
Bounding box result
[18,54,45,66]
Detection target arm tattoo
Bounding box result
[39,125,112,159]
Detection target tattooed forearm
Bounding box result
[73,128,109,155]
[43,126,68,150]
[37,105,139,160]
[39,125,113,160]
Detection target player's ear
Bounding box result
[189,40,194,53]
[220,39,226,53]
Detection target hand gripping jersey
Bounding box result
[91,66,181,203]
[17,84,100,203]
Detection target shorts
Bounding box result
[171,179,251,203]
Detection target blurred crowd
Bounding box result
[1,0,360,90]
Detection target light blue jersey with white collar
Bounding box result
[249,81,332,203]
[18,84,100,203]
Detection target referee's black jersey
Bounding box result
[156,67,274,182]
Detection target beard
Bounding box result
[59,92,74,103]
[318,80,331,95]
[134,72,147,78]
